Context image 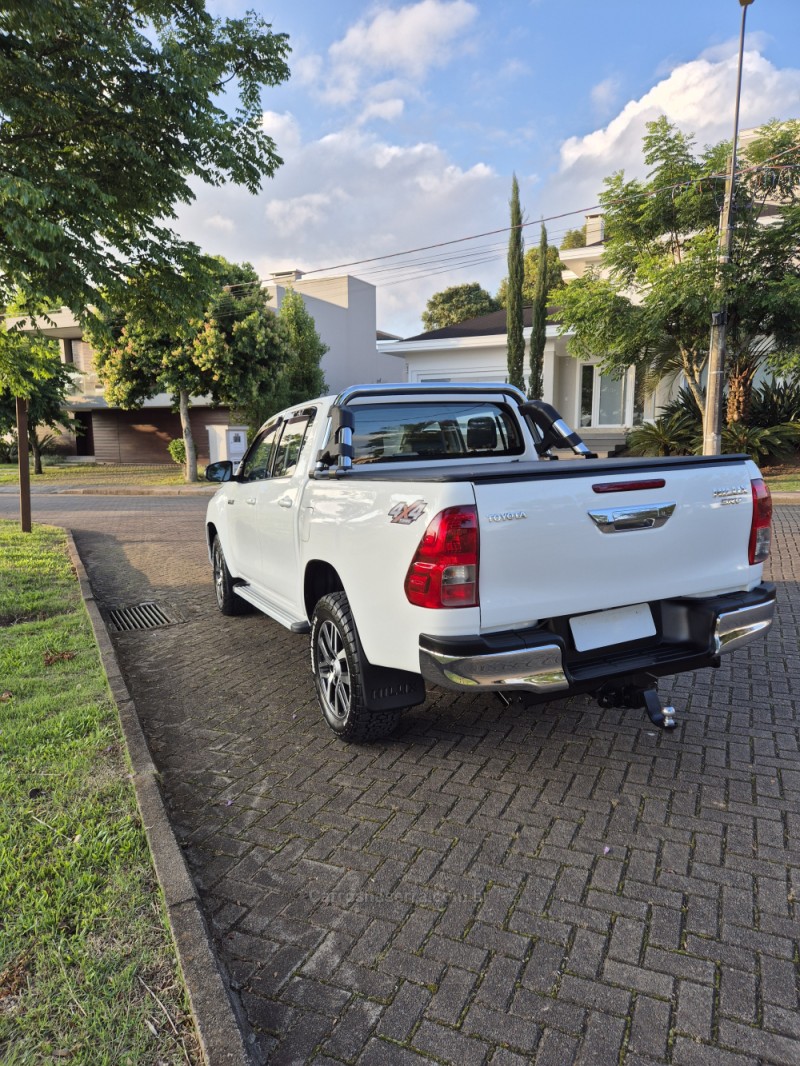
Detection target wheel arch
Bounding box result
[304,560,344,621]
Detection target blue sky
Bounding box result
[176,0,800,336]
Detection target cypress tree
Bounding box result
[528,222,548,399]
[506,175,525,391]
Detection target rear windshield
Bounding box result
[351,401,525,464]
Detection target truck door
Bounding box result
[227,420,282,579]
[241,409,317,612]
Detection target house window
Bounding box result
[579,364,629,427]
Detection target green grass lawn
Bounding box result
[0,522,201,1064]
[0,462,199,487]
[762,464,800,492]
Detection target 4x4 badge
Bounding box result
[389,500,427,524]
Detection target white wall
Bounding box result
[268,275,402,394]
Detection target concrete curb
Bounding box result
[59,486,217,496]
[66,531,251,1066]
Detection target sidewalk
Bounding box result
[61,497,800,1066]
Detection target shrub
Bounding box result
[167,437,186,467]
[749,377,800,428]
[0,436,18,463]
[658,386,704,426]
[721,421,800,466]
[626,414,697,457]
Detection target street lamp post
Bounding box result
[702,0,755,456]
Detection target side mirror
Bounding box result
[205,460,233,483]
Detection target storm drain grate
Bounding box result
[107,602,176,632]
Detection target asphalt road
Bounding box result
[3,490,799,1066]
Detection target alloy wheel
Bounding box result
[316,620,352,721]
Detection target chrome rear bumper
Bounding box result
[420,584,776,697]
[420,643,569,695]
[714,598,775,655]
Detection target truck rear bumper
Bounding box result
[419,583,776,700]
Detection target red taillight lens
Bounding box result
[404,506,479,608]
[749,478,772,564]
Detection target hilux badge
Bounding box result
[713,486,748,505]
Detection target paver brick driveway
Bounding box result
[6,494,799,1065]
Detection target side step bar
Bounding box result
[233,584,310,633]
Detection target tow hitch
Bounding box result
[595,678,677,730]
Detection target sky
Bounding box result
[174,0,800,337]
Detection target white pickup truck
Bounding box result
[204,383,775,742]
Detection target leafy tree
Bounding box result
[496,244,565,308]
[0,339,78,472]
[0,1,290,315]
[528,224,549,400]
[506,176,525,392]
[560,226,587,250]
[0,0,290,522]
[421,283,500,331]
[557,117,800,424]
[86,259,291,481]
[247,289,329,430]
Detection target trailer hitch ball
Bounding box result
[594,682,677,730]
[643,688,676,729]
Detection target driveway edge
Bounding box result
[66,531,251,1066]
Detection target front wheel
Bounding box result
[310,592,400,743]
[211,535,250,616]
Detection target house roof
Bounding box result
[402,305,562,342]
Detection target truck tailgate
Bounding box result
[474,457,759,632]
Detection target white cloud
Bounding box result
[590,76,620,115]
[698,30,772,65]
[549,48,800,219]
[356,98,405,126]
[260,111,303,163]
[173,116,502,336]
[319,0,477,105]
[292,53,323,87]
[264,190,350,236]
[204,214,235,234]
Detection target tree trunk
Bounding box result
[726,364,756,424]
[16,396,31,533]
[29,428,43,475]
[178,389,198,482]
[679,351,706,418]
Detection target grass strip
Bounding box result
[0,463,192,487]
[0,521,200,1064]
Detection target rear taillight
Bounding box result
[749,478,772,564]
[404,506,479,608]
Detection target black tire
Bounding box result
[310,591,401,743]
[211,535,250,616]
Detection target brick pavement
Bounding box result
[4,493,799,1065]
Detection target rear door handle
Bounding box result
[588,502,676,533]
[278,497,293,509]
[246,498,256,506]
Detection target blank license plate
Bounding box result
[569,603,655,652]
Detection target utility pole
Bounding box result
[702,0,754,455]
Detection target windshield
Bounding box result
[351,401,525,464]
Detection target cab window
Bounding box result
[272,410,316,478]
[240,423,280,481]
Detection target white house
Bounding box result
[10,274,400,464]
[266,271,401,394]
[377,211,681,455]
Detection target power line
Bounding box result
[214,149,800,300]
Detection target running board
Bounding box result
[233,584,310,633]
